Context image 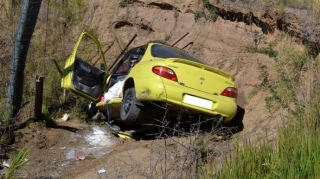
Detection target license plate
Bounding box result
[183,95,212,110]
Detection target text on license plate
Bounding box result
[183,95,212,110]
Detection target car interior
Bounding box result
[71,45,146,101]
[105,45,146,93]
[72,56,105,99]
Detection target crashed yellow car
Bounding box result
[61,31,238,125]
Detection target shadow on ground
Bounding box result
[105,105,245,140]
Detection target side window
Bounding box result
[115,59,130,74]
[112,45,147,74]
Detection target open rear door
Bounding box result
[61,30,108,102]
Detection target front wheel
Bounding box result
[120,87,140,124]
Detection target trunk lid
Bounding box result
[165,58,235,95]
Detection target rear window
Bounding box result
[151,44,209,65]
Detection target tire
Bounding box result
[120,87,140,124]
[87,102,98,119]
[224,105,245,135]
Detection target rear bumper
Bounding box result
[135,77,237,122]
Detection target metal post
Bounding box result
[34,75,44,121]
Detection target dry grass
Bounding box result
[209,35,320,179]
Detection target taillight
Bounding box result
[152,66,178,82]
[221,87,237,98]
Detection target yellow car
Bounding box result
[61,30,238,125]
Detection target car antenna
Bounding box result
[93,41,114,66]
[171,32,189,47]
[109,34,137,71]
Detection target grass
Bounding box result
[49,0,85,26]
[202,0,219,22]
[194,0,219,22]
[194,11,204,22]
[264,0,320,20]
[0,0,89,128]
[4,148,30,179]
[174,9,179,18]
[246,43,278,58]
[197,35,320,178]
[280,0,319,8]
[214,123,320,179]
[119,0,128,8]
[165,34,171,41]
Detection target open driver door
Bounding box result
[61,30,109,102]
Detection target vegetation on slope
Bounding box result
[201,34,320,178]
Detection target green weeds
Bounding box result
[195,0,219,22]
[215,124,320,179]
[264,0,320,20]
[174,9,179,18]
[200,36,320,178]
[194,11,204,22]
[246,43,278,58]
[4,149,30,179]
[49,0,86,26]
[202,0,219,22]
[119,0,128,8]
[165,34,171,41]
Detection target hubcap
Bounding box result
[123,93,133,114]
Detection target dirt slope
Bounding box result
[77,0,288,142]
[3,0,317,178]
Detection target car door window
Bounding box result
[115,59,130,74]
[107,47,144,92]
[111,45,146,74]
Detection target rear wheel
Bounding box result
[120,87,140,124]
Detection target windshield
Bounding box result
[151,44,209,65]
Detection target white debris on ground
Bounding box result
[97,168,107,174]
[2,161,10,168]
[65,149,76,160]
[64,126,115,160]
[84,126,114,147]
[61,113,70,121]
